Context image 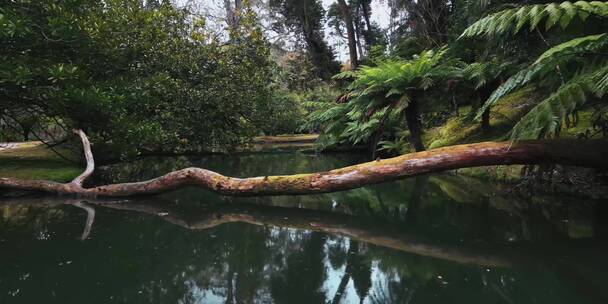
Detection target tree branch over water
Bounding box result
[1,130,607,197]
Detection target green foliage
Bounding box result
[389,0,453,47]
[269,0,340,79]
[460,1,608,38]
[477,33,608,116]
[462,59,514,90]
[462,1,608,139]
[511,64,608,138]
[312,48,462,149]
[263,88,305,135]
[276,52,322,91]
[1,0,274,159]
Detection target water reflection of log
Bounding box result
[73,202,95,240]
[0,197,543,268]
[108,202,538,267]
[4,197,608,303]
[4,197,607,272]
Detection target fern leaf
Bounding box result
[511,64,608,139]
[544,3,563,30]
[476,34,608,118]
[460,1,608,38]
[476,65,543,118]
[535,33,608,63]
[559,1,578,27]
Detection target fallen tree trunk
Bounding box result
[1,130,607,197]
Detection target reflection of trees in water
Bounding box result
[327,235,348,270]
[331,241,372,304]
[2,172,608,304]
[92,152,604,245]
[271,232,327,304]
[0,203,68,237]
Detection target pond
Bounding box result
[1,152,607,304]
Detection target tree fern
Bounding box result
[476,64,544,117]
[535,33,608,63]
[463,60,513,90]
[312,48,460,150]
[462,1,608,139]
[476,33,608,118]
[511,64,608,138]
[460,1,608,38]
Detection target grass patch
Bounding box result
[0,142,82,182]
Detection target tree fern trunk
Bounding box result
[405,99,426,152]
[481,108,490,131]
[480,84,497,131]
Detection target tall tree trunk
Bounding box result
[404,99,425,152]
[452,95,459,116]
[337,0,358,69]
[224,0,243,31]
[360,2,372,33]
[354,6,364,58]
[2,130,607,198]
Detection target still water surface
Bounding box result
[1,152,608,303]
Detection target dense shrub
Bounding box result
[0,0,273,159]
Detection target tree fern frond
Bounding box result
[332,70,358,80]
[476,65,542,118]
[314,47,459,149]
[511,64,608,139]
[460,1,608,38]
[596,65,608,92]
[476,34,608,118]
[544,3,564,30]
[535,33,608,63]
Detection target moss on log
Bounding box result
[1,130,607,197]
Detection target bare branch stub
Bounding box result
[70,129,95,187]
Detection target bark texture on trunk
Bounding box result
[337,0,358,68]
[1,130,607,198]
